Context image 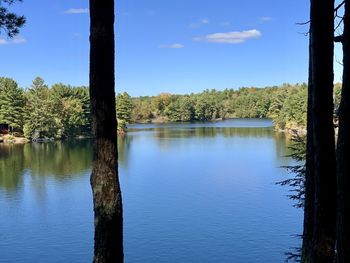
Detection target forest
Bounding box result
[0,76,342,139]
[2,0,350,261]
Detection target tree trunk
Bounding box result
[336,1,350,262]
[307,0,337,262]
[301,36,315,262]
[89,0,123,262]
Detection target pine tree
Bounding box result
[23,77,60,139]
[116,92,134,132]
[0,77,25,133]
[0,0,25,37]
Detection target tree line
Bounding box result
[133,83,311,130]
[2,0,350,261]
[0,77,91,139]
[2,78,343,139]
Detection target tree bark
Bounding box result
[336,1,350,262]
[301,35,315,262]
[307,0,337,262]
[89,0,123,262]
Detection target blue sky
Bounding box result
[0,0,343,96]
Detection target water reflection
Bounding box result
[129,126,278,138]
[0,144,25,191]
[0,123,292,192]
[0,119,301,263]
[0,140,92,192]
[118,135,132,168]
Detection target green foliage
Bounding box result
[0,77,25,132]
[22,77,91,139]
[165,96,195,121]
[0,77,334,137]
[23,77,61,138]
[274,84,307,129]
[151,93,172,116]
[131,83,310,130]
[0,0,25,37]
[131,97,154,122]
[116,92,133,131]
[51,84,90,137]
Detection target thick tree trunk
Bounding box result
[301,38,315,262]
[89,1,123,262]
[336,1,350,262]
[307,0,337,262]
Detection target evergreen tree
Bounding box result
[0,0,25,37]
[0,77,24,133]
[116,92,133,132]
[23,77,60,139]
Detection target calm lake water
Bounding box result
[0,119,302,262]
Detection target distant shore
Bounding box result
[0,118,307,144]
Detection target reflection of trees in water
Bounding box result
[23,140,92,178]
[146,127,277,140]
[0,144,25,191]
[274,132,294,166]
[117,135,132,168]
[0,140,92,192]
[147,127,281,150]
[0,137,135,192]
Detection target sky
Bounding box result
[0,0,344,96]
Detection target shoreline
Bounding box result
[0,119,306,144]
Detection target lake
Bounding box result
[0,119,302,262]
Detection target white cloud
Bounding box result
[190,18,210,29]
[64,8,88,14]
[12,35,26,44]
[194,29,261,44]
[0,35,26,45]
[261,17,272,22]
[160,43,185,49]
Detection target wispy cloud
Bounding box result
[194,29,261,44]
[64,8,89,14]
[0,35,26,45]
[159,43,185,49]
[189,18,210,29]
[261,16,272,22]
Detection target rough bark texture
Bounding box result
[89,0,123,262]
[307,0,337,262]
[336,1,350,262]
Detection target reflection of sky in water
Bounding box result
[0,119,301,263]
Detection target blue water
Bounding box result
[0,119,302,262]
